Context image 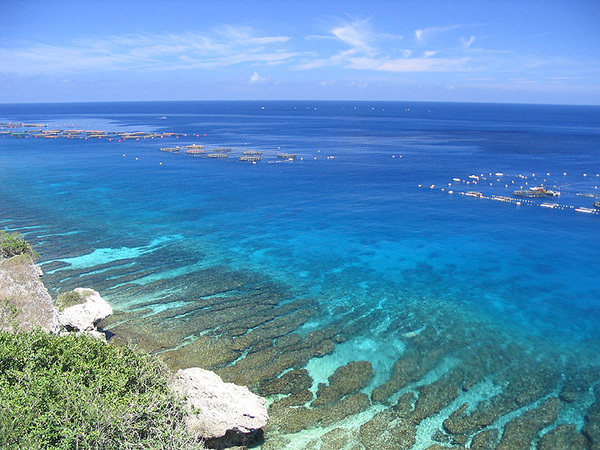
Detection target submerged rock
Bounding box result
[469,428,499,449]
[270,393,370,434]
[359,408,417,450]
[171,367,269,449]
[258,368,313,396]
[496,397,561,449]
[57,288,113,332]
[538,424,589,450]
[312,360,374,407]
[583,384,600,449]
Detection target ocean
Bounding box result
[1,101,599,448]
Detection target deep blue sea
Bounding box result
[1,101,600,448]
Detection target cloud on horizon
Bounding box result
[296,19,469,73]
[0,16,583,86]
[0,27,296,75]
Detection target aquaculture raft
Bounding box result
[513,187,560,198]
[277,153,297,160]
[239,155,262,162]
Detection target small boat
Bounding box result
[594,201,600,208]
[464,191,483,198]
[540,202,558,208]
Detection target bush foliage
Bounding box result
[0,330,203,449]
[0,230,38,260]
[55,290,89,312]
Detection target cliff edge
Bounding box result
[0,251,268,449]
[0,255,60,333]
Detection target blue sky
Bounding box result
[1,0,599,104]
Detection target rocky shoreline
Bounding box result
[0,253,269,449]
[3,242,600,449]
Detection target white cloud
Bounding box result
[0,27,296,75]
[330,19,375,55]
[219,25,290,46]
[461,36,476,49]
[415,25,462,44]
[347,56,470,72]
[295,18,469,74]
[249,72,269,84]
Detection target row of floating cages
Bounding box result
[158,145,298,162]
[2,123,188,141]
[185,144,205,155]
[239,155,261,162]
[1,122,47,127]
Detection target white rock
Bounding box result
[58,288,112,332]
[171,367,269,446]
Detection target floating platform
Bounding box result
[513,187,560,198]
[239,155,261,162]
[186,147,205,155]
[575,207,597,214]
[277,153,297,159]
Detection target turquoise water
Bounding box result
[2,101,600,447]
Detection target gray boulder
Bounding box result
[171,367,269,449]
[57,288,112,332]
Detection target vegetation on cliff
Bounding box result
[0,330,204,449]
[0,230,38,260]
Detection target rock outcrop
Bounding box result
[0,255,60,333]
[1,251,270,449]
[57,287,113,333]
[171,367,269,449]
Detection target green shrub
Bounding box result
[0,330,203,449]
[55,290,89,312]
[0,230,38,260]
